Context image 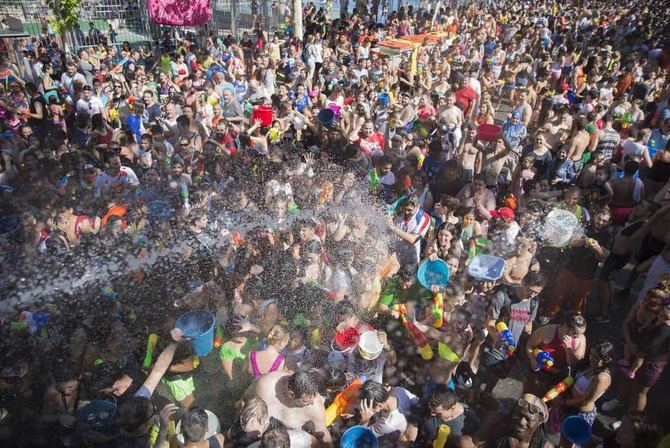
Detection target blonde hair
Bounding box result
[267,324,290,347]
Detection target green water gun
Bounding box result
[143,334,158,368]
[369,168,380,190]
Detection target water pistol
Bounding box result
[417,153,425,170]
[533,349,555,372]
[387,195,407,216]
[433,424,451,448]
[432,293,444,328]
[496,322,516,356]
[369,168,380,190]
[324,377,365,426]
[319,182,333,204]
[542,375,575,402]
[214,327,224,349]
[143,333,158,368]
[394,304,434,360]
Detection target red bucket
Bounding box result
[252,105,273,126]
[477,124,502,142]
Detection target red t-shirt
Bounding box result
[455,86,477,117]
[359,132,385,157]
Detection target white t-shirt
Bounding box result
[369,408,408,438]
[61,72,87,96]
[76,96,105,116]
[94,166,140,197]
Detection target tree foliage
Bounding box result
[45,0,81,35]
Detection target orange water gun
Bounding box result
[543,376,575,402]
[324,378,364,426]
[432,293,444,328]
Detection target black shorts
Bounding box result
[480,345,513,378]
[598,253,629,280]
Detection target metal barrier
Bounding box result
[0,0,288,46]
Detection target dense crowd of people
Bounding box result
[1,0,670,447]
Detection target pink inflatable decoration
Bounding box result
[147,0,212,26]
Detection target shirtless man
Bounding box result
[503,237,539,285]
[481,136,513,188]
[241,370,332,446]
[513,90,533,127]
[567,116,592,174]
[439,92,464,148]
[542,105,572,152]
[414,307,473,393]
[609,160,644,224]
[457,125,484,182]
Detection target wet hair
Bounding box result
[182,407,209,442]
[438,194,460,210]
[267,324,289,347]
[287,370,319,398]
[623,160,640,176]
[260,427,291,448]
[103,151,120,165]
[359,380,390,406]
[590,340,614,371]
[627,411,662,448]
[397,263,417,281]
[428,384,458,409]
[239,397,269,429]
[563,313,587,330]
[523,271,545,288]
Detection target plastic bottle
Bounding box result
[433,424,451,448]
[324,377,365,426]
[542,376,575,402]
[532,349,555,372]
[496,322,516,356]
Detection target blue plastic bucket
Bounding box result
[417,259,450,289]
[176,310,216,356]
[77,399,117,428]
[467,254,506,281]
[561,415,591,445]
[317,108,336,127]
[340,426,378,448]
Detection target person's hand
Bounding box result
[529,353,538,371]
[253,118,262,128]
[428,253,439,262]
[170,328,185,343]
[159,403,179,425]
[359,398,376,423]
[303,152,315,166]
[385,214,395,229]
[430,284,441,293]
[232,316,253,333]
[562,334,573,348]
[377,331,389,349]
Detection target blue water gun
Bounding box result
[533,349,555,372]
[496,322,516,356]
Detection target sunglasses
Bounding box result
[517,398,545,420]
